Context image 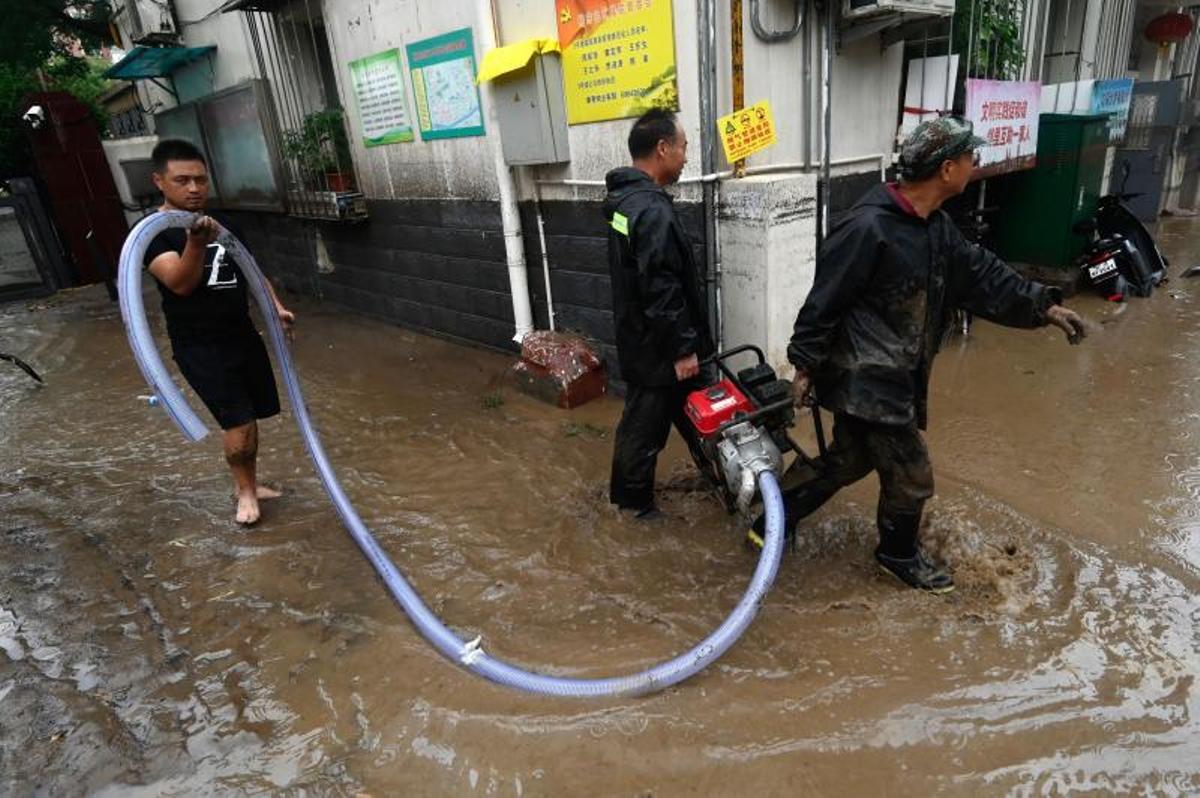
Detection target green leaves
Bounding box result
[953,0,1027,80]
[0,1,114,180]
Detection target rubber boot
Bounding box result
[874,509,954,594]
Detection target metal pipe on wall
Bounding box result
[533,153,889,190]
[820,0,833,241]
[801,0,812,168]
[732,0,746,176]
[698,0,721,348]
[532,181,555,332]
[966,0,977,82]
[1071,0,1090,108]
[477,0,533,343]
[1037,0,1053,80]
[811,5,822,169]
[749,0,806,42]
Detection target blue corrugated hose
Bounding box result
[118,211,786,697]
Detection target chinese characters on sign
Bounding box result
[348,49,414,147]
[965,79,1041,178]
[407,28,486,140]
[558,0,678,125]
[717,101,778,164]
[1091,79,1134,143]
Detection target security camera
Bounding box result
[22,105,46,130]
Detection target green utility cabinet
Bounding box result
[990,113,1109,269]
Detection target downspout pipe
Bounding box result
[477,0,534,343]
[698,0,721,347]
[820,0,834,241]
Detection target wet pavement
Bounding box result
[2,218,1200,795]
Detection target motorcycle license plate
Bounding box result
[1088,258,1118,280]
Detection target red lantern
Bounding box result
[1145,12,1194,45]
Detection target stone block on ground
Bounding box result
[509,331,606,409]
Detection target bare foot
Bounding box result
[236,492,261,525]
[232,485,283,501]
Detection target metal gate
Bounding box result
[26,90,130,286]
[1116,80,1184,222]
[0,191,59,303]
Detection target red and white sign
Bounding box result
[966,79,1041,178]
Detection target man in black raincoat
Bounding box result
[750,117,1086,593]
[604,109,714,519]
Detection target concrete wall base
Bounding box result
[718,174,818,375]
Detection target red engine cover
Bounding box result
[685,379,755,437]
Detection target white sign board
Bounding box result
[965,79,1041,177]
[900,55,959,138]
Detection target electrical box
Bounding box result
[843,0,955,21]
[989,114,1110,269]
[493,53,570,167]
[116,0,180,46]
[120,158,159,205]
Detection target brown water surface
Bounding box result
[2,220,1199,795]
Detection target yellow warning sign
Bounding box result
[718,100,778,164]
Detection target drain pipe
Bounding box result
[532,180,556,332]
[819,0,834,240]
[698,0,721,348]
[477,0,533,343]
[802,1,812,167]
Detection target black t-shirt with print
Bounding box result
[142,213,256,344]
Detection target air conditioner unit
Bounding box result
[118,0,180,46]
[843,0,955,21]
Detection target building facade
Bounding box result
[102,0,1188,378]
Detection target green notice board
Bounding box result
[406,28,485,140]
[348,49,415,147]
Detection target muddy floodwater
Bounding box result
[3,219,1200,796]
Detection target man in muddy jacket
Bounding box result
[604,109,714,519]
[751,117,1086,592]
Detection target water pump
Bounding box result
[684,346,818,513]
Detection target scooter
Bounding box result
[1076,160,1169,301]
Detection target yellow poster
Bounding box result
[558,0,678,125]
[718,100,778,163]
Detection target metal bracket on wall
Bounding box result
[879,19,950,49]
[148,76,178,101]
[750,0,806,42]
[840,15,911,46]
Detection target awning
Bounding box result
[103,45,217,80]
[477,38,560,84]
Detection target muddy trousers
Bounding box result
[609,380,707,511]
[753,413,934,556]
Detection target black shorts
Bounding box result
[172,332,280,430]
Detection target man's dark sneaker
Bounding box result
[632,505,666,522]
[875,547,955,594]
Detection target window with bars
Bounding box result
[110,106,150,138]
[221,0,366,221]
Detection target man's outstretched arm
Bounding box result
[951,225,1086,344]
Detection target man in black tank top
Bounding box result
[142,139,295,525]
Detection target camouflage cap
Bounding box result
[898,116,987,181]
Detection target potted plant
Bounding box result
[281,108,355,192]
